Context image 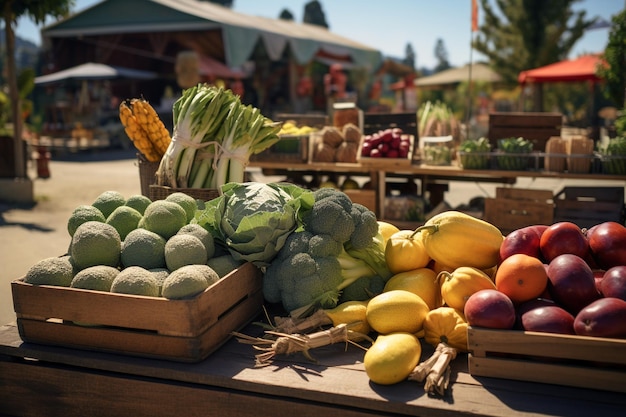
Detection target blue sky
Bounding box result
[15,0,624,68]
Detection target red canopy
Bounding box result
[518,54,606,84]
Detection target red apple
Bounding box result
[593,269,607,293]
[574,297,626,338]
[540,222,589,262]
[499,225,546,262]
[464,289,516,329]
[520,305,575,334]
[586,221,626,270]
[547,254,600,315]
[514,297,557,330]
[600,266,626,301]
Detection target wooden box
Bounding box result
[483,188,554,235]
[344,189,377,213]
[359,134,416,168]
[149,185,220,202]
[553,186,625,229]
[488,112,562,152]
[137,153,160,197]
[251,113,328,163]
[468,327,626,393]
[11,262,264,362]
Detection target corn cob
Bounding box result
[131,98,172,156]
[119,101,160,162]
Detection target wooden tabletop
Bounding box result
[1,323,624,417]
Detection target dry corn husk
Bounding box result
[566,136,594,173]
[544,136,567,172]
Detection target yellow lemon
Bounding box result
[366,290,430,334]
[385,229,430,274]
[384,268,440,310]
[377,221,400,245]
[324,300,371,335]
[364,332,422,385]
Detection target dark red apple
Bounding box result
[520,305,575,334]
[593,269,607,293]
[600,266,626,301]
[574,297,626,338]
[540,222,589,262]
[547,254,600,315]
[499,225,546,262]
[464,289,516,329]
[586,221,626,270]
[514,297,557,330]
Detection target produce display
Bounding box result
[121,84,281,189]
[359,127,413,159]
[16,83,626,398]
[496,136,534,170]
[311,123,362,163]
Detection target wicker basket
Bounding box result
[149,185,220,202]
[137,154,160,198]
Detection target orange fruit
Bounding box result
[494,253,548,304]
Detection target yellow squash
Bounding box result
[437,266,496,311]
[422,307,469,352]
[417,211,503,270]
[364,332,422,385]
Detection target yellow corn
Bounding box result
[131,98,172,156]
[119,101,160,162]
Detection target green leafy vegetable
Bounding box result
[194,182,314,266]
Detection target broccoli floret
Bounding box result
[305,196,355,243]
[349,203,379,250]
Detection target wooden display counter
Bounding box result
[1,322,625,417]
[248,160,626,220]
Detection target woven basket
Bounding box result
[137,154,160,198]
[149,185,220,202]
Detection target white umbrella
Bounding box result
[35,62,157,85]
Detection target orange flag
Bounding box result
[472,0,479,32]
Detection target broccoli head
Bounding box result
[262,230,378,314]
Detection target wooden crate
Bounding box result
[483,188,554,234]
[359,134,416,168]
[468,327,626,393]
[553,186,625,229]
[362,112,418,136]
[344,189,377,213]
[11,263,264,362]
[251,113,328,163]
[149,185,220,202]
[137,153,159,197]
[488,112,562,152]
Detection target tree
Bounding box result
[433,38,450,73]
[279,9,295,21]
[473,0,596,85]
[1,0,72,178]
[404,43,416,69]
[303,1,328,28]
[597,9,626,109]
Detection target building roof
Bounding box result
[415,63,502,87]
[43,0,383,70]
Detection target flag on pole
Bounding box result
[472,0,479,32]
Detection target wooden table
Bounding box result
[248,160,626,220]
[1,322,624,417]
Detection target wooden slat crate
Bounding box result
[149,185,220,202]
[251,113,328,163]
[468,327,626,393]
[11,263,263,362]
[483,188,554,235]
[553,186,625,229]
[488,112,562,152]
[344,189,377,213]
[362,112,418,136]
